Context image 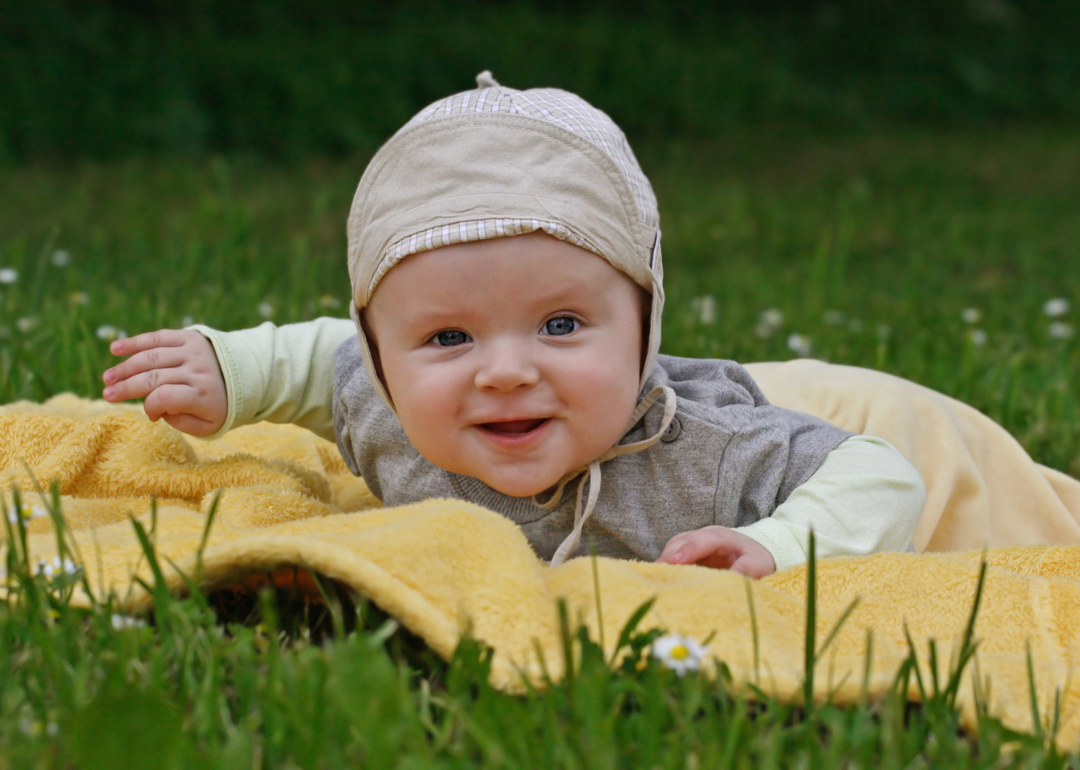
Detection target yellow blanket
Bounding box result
[5,360,1080,747]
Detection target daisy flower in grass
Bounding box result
[0,268,17,284]
[1049,322,1074,340]
[1044,298,1070,318]
[7,503,48,525]
[34,556,80,579]
[652,632,708,676]
[111,614,146,630]
[961,307,982,324]
[96,325,128,342]
[787,333,812,358]
[690,295,717,325]
[754,307,783,338]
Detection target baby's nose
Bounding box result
[473,342,540,392]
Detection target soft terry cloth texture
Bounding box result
[6,361,1080,746]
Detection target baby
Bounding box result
[101,73,926,576]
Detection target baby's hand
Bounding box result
[657,525,776,578]
[102,329,227,437]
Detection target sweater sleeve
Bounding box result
[734,434,927,572]
[189,317,357,442]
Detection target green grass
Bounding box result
[2,130,1080,766]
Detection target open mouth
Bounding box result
[479,418,549,436]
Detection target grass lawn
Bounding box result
[2,129,1079,767]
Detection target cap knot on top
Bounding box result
[475,70,500,89]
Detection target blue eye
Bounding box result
[542,317,579,336]
[433,330,470,347]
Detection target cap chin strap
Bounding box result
[535,385,677,566]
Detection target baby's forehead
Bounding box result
[368,233,645,315]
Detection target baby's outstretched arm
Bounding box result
[102,330,227,436]
[657,526,777,578]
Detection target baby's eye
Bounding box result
[542,316,579,336]
[432,330,471,347]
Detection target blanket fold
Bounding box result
[5,364,1080,747]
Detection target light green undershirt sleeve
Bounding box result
[189,317,356,442]
[735,435,927,573]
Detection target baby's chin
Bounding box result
[458,461,583,499]
[475,472,564,499]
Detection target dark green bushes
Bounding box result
[2,0,1078,160]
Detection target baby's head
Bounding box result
[347,73,664,497]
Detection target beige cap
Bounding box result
[347,72,664,409]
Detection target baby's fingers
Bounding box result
[103,345,188,388]
[161,412,221,438]
[657,530,721,566]
[109,328,196,359]
[142,383,209,423]
[102,363,192,403]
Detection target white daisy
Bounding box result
[787,333,812,358]
[1049,322,1074,340]
[1044,298,1070,318]
[652,633,708,676]
[690,296,717,325]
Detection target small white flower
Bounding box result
[111,614,146,630]
[180,315,195,327]
[1044,298,1070,318]
[1049,322,1074,340]
[318,295,342,310]
[961,307,982,324]
[258,301,274,319]
[689,296,717,325]
[0,268,17,284]
[652,632,708,676]
[34,559,54,579]
[847,318,864,333]
[16,316,36,333]
[50,250,71,267]
[876,324,892,340]
[823,310,846,326]
[787,333,812,358]
[69,291,90,306]
[95,326,127,341]
[969,329,987,347]
[7,504,48,525]
[34,556,79,578]
[760,308,784,329]
[755,307,784,338]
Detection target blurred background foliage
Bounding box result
[2,0,1078,162]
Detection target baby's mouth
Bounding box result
[480,418,549,435]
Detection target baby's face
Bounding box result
[364,232,646,498]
